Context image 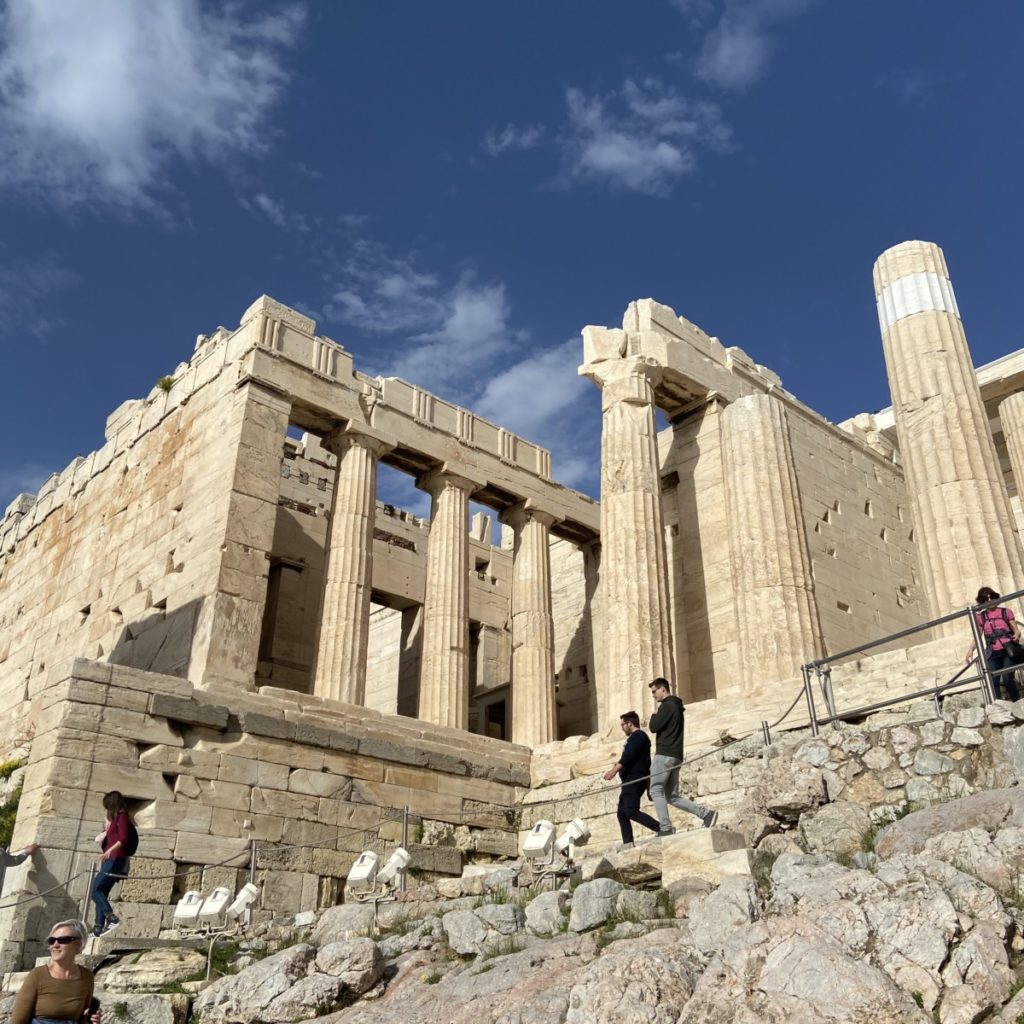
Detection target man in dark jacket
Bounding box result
[603,711,662,845]
[648,678,717,834]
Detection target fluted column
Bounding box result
[581,355,675,726]
[501,502,558,746]
[875,240,1024,624]
[417,467,478,729]
[721,394,822,692]
[1000,394,1024,530]
[313,430,391,704]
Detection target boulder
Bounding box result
[525,890,568,937]
[752,758,826,822]
[569,878,623,932]
[874,788,1024,858]
[97,948,206,991]
[566,935,698,1024]
[799,801,871,857]
[311,904,376,946]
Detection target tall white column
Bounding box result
[999,393,1024,531]
[721,394,822,691]
[313,430,391,704]
[875,240,1024,622]
[417,467,478,729]
[501,502,558,746]
[581,355,675,726]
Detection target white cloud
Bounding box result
[475,338,599,494]
[482,123,544,157]
[562,78,731,196]
[692,0,815,91]
[244,192,310,232]
[325,242,528,399]
[326,241,446,336]
[0,253,77,342]
[0,0,304,208]
[0,461,54,508]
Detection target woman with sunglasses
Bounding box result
[10,918,101,1023]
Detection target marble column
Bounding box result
[501,502,558,747]
[721,394,822,692]
[417,467,478,729]
[1000,393,1024,529]
[874,240,1024,623]
[581,355,675,726]
[313,430,391,704]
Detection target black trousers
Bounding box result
[616,780,661,844]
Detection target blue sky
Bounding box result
[1,1,1021,514]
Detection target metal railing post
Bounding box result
[761,720,771,747]
[401,806,410,893]
[967,606,996,704]
[249,839,257,887]
[802,664,819,736]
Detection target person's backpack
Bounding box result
[122,819,139,857]
[980,608,1014,645]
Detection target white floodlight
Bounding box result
[173,890,204,929]
[523,820,555,860]
[198,886,233,929]
[555,818,591,856]
[346,851,380,893]
[377,847,410,888]
[226,882,260,922]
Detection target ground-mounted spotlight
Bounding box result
[346,851,380,897]
[523,819,555,860]
[198,886,233,930]
[555,818,591,858]
[173,890,204,930]
[377,847,410,889]
[226,882,260,923]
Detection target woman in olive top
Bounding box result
[10,918,101,1023]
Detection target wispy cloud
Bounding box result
[0,252,77,343]
[876,69,931,105]
[0,0,304,209]
[322,240,598,494]
[475,338,598,491]
[0,461,54,509]
[688,0,816,91]
[242,192,310,232]
[561,78,732,196]
[482,123,545,157]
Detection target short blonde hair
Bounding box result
[48,919,87,942]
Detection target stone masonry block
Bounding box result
[357,737,428,767]
[660,830,751,887]
[233,711,296,741]
[173,833,249,866]
[118,857,176,904]
[151,694,229,730]
[140,746,220,780]
[406,843,462,876]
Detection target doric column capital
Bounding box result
[416,465,482,499]
[499,500,560,532]
[580,355,663,412]
[322,425,393,460]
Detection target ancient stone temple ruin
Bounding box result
[1,239,1022,966]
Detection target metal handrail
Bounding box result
[800,586,1024,734]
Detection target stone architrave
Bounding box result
[874,240,1024,622]
[500,502,558,747]
[720,394,822,692]
[313,429,392,705]
[417,468,479,729]
[580,354,675,725]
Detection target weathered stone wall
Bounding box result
[786,405,926,654]
[0,658,529,971]
[0,332,284,752]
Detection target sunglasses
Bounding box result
[46,935,78,946]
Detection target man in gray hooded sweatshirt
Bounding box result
[648,678,717,834]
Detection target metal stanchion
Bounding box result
[761,720,771,747]
[802,664,819,736]
[968,607,996,704]
[401,807,410,893]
